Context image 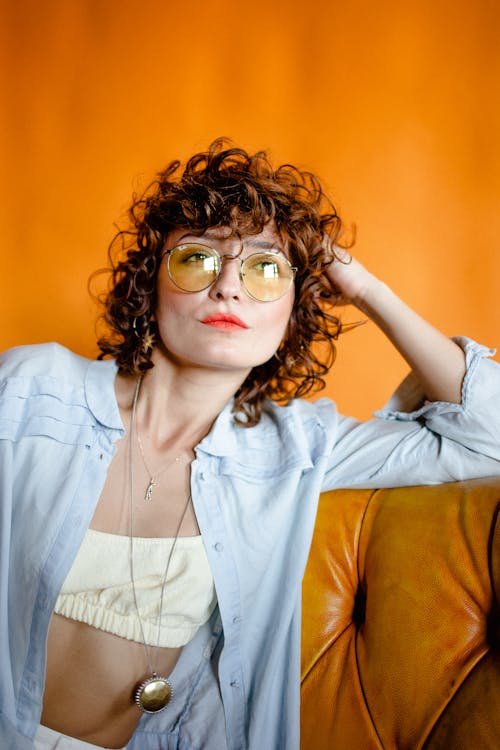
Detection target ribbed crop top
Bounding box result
[55,529,217,648]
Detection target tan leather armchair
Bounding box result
[301,478,500,749]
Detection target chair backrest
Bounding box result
[301,478,500,749]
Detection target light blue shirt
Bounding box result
[1,338,499,750]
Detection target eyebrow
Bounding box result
[179,231,285,254]
[245,238,281,251]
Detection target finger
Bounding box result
[332,245,352,264]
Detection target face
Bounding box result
[154,224,295,376]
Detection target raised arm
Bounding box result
[326,249,466,404]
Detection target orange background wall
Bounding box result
[2,0,499,419]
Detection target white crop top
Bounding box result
[55,529,217,648]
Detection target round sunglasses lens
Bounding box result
[168,244,220,292]
[242,254,294,301]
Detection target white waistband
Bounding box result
[34,723,127,750]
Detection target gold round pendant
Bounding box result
[134,674,172,713]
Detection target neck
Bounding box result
[116,349,250,452]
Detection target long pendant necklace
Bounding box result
[136,427,186,502]
[129,373,192,714]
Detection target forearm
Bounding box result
[358,278,466,404]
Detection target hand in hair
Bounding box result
[325,244,378,313]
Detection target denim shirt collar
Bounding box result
[196,398,239,457]
[84,358,124,434]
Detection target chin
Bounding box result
[159,338,279,371]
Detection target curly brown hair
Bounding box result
[96,138,352,426]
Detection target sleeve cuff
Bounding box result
[373,337,496,422]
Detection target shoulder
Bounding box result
[0,342,92,383]
[225,397,340,473]
[0,343,122,437]
[260,396,339,433]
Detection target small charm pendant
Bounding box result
[144,479,155,502]
[134,673,172,713]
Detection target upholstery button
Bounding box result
[352,586,366,627]
[487,602,500,648]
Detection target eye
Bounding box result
[260,261,279,277]
[175,244,219,272]
[182,251,212,263]
[246,256,281,278]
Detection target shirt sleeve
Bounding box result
[321,337,500,490]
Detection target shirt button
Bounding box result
[214,542,223,552]
[199,472,206,481]
[232,616,241,625]
[230,679,240,688]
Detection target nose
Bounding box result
[208,255,243,300]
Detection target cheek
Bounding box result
[153,299,195,351]
[259,295,294,341]
[274,292,294,330]
[155,284,196,321]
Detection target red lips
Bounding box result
[200,313,249,330]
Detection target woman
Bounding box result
[1,140,499,750]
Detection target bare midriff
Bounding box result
[41,614,183,748]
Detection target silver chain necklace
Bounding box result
[129,373,192,713]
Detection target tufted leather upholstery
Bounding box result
[301,478,500,749]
